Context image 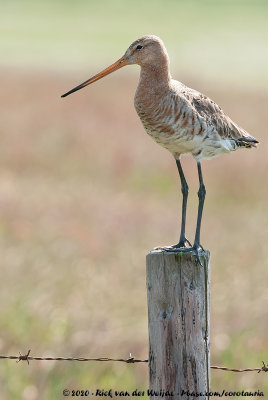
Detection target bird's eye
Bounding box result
[136,45,143,50]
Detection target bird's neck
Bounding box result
[135,63,171,111]
[139,62,171,92]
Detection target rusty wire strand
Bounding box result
[0,350,267,373]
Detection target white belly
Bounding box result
[144,125,235,161]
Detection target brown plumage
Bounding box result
[61,35,259,264]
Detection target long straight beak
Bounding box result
[61,56,127,98]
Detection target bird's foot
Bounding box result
[170,237,192,249]
[153,243,205,266]
[153,237,191,252]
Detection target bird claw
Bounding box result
[153,238,191,252]
[193,246,204,266]
[171,238,192,248]
[153,244,205,267]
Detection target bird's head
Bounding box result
[123,35,169,67]
[61,35,169,98]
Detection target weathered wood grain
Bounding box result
[146,250,210,399]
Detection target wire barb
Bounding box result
[126,353,135,363]
[16,349,31,365]
[259,361,268,373]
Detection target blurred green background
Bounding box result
[0,0,267,399]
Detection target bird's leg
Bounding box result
[193,161,206,251]
[171,159,191,248]
[163,161,206,266]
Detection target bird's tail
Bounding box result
[236,136,259,148]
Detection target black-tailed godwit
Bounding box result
[62,35,259,263]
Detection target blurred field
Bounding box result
[1,0,268,88]
[0,1,268,399]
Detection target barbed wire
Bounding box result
[0,350,267,373]
[210,362,268,373]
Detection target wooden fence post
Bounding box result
[146,250,210,399]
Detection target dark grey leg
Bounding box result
[171,159,191,248]
[193,161,206,248]
[164,161,206,265]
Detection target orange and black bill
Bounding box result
[61,57,127,98]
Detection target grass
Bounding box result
[0,1,268,399]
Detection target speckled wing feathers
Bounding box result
[135,74,258,160]
[184,88,258,147]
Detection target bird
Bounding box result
[61,35,259,264]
